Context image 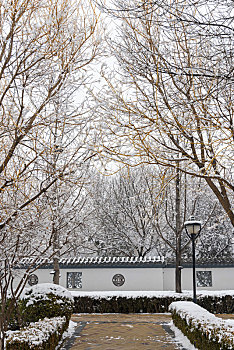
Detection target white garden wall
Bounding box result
[62,267,164,291]
[14,264,234,292]
[163,266,234,291]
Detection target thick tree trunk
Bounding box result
[0,316,4,350]
[52,222,60,285]
[175,249,182,293]
[175,162,182,293]
[53,256,60,285]
[205,177,234,228]
[0,337,3,350]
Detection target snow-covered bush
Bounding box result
[19,283,74,328]
[72,290,234,314]
[169,301,234,349]
[6,316,67,350]
[1,298,21,331]
[73,291,191,313]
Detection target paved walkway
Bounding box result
[64,314,183,350]
[217,314,234,320]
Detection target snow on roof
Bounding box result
[15,256,234,269]
[15,256,165,268]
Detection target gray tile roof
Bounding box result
[16,256,165,269]
[15,256,234,269]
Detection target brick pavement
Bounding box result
[63,314,183,350]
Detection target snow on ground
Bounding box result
[71,290,234,299]
[170,322,198,350]
[55,320,77,350]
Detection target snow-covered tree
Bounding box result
[0,0,102,346]
[85,166,165,257]
[78,165,233,292]
[95,0,234,227]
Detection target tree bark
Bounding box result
[52,222,60,285]
[53,256,60,285]
[175,162,182,293]
[175,249,182,293]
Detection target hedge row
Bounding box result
[169,301,234,350]
[74,295,180,313]
[7,284,74,331]
[20,293,73,327]
[198,295,234,314]
[73,294,234,314]
[6,316,67,350]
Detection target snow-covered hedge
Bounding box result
[19,283,74,328]
[73,292,186,313]
[169,301,234,349]
[21,283,73,302]
[6,284,74,331]
[72,290,234,314]
[6,316,67,350]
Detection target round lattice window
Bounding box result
[28,274,38,286]
[112,274,125,287]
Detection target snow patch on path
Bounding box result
[56,320,77,350]
[170,322,198,350]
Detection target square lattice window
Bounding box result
[196,271,212,287]
[67,272,82,289]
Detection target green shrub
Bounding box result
[6,316,67,350]
[198,295,234,314]
[73,293,234,314]
[20,283,74,328]
[169,301,234,350]
[6,283,74,331]
[0,298,22,331]
[73,295,190,313]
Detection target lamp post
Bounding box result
[184,216,202,303]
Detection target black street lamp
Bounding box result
[184,216,202,303]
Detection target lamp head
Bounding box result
[184,216,202,239]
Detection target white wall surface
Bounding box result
[61,268,164,291]
[12,269,54,290]
[182,267,234,291]
[162,268,174,290]
[13,266,234,291]
[162,267,234,291]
